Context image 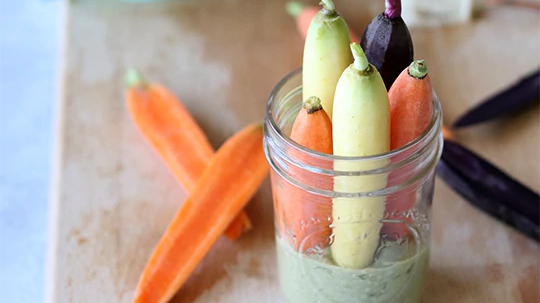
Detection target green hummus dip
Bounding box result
[276,236,429,303]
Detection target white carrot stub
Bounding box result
[331,43,390,269]
[302,0,353,121]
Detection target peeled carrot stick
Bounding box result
[384,60,433,238]
[221,211,252,240]
[132,123,269,303]
[286,1,360,43]
[124,69,251,240]
[281,96,333,252]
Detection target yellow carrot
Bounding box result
[331,43,390,269]
[302,0,353,121]
[286,1,361,43]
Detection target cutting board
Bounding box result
[46,1,540,302]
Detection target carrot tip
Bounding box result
[408,59,428,79]
[285,1,304,17]
[125,68,147,88]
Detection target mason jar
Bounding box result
[263,68,443,303]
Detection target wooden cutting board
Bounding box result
[46,1,539,302]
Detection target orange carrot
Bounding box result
[221,211,252,240]
[286,1,360,43]
[278,96,333,252]
[124,69,251,240]
[442,124,454,141]
[132,123,269,303]
[389,60,433,150]
[384,60,433,238]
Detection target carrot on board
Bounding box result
[132,123,269,303]
[278,96,333,252]
[384,59,433,238]
[124,69,252,240]
[286,1,360,43]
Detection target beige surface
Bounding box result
[47,1,540,302]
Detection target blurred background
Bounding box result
[0,1,62,302]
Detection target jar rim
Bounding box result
[265,67,442,163]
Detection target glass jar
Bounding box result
[263,68,443,303]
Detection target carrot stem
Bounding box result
[384,0,402,19]
[351,43,369,72]
[320,0,335,13]
[303,96,323,114]
[125,68,147,88]
[408,59,428,79]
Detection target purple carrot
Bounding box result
[453,68,540,128]
[436,140,539,241]
[360,0,413,90]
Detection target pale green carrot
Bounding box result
[331,43,390,269]
[302,0,353,121]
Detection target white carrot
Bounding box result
[331,43,390,269]
[302,0,353,121]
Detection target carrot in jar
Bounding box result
[384,60,433,238]
[278,96,333,252]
